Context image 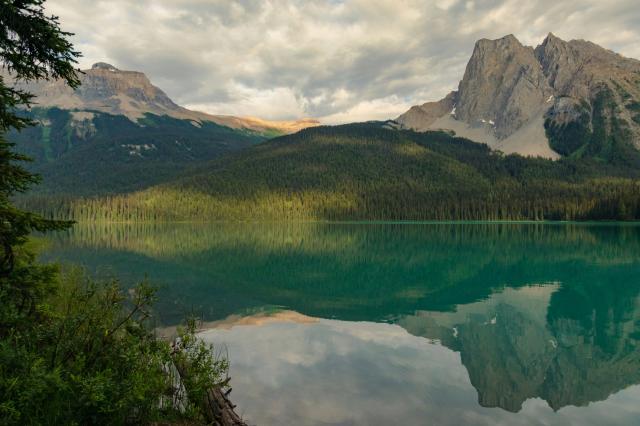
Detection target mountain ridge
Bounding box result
[396,33,640,160]
[4,61,319,196]
[5,62,319,135]
[11,108,268,196]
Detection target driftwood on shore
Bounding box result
[201,379,247,426]
[171,357,247,426]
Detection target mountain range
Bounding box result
[15,34,640,221]
[396,33,640,161]
[12,61,317,134]
[6,63,318,195]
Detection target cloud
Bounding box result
[184,84,307,120]
[46,0,640,123]
[200,317,640,426]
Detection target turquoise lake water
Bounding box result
[42,222,640,425]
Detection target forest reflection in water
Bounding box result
[42,222,640,424]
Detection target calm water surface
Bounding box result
[42,223,640,425]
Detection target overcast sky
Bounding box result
[47,0,640,123]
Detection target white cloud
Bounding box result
[200,318,640,426]
[321,96,414,124]
[45,0,640,123]
[185,84,307,121]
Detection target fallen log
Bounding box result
[172,358,247,426]
[202,381,247,426]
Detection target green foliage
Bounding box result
[544,112,592,156]
[612,80,632,101]
[25,122,640,222]
[0,0,80,279]
[0,1,79,84]
[0,5,80,402]
[626,101,640,113]
[0,2,232,424]
[10,108,265,196]
[584,87,628,162]
[545,87,640,167]
[0,266,230,425]
[171,318,230,413]
[627,101,640,126]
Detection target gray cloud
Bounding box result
[47,0,640,123]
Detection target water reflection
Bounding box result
[42,223,640,422]
[398,284,640,412]
[200,310,640,426]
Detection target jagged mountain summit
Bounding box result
[8,62,318,135]
[396,33,640,160]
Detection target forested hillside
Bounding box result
[23,123,640,221]
[10,108,265,195]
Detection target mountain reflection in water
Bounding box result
[42,223,640,424]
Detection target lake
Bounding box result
[41,222,640,425]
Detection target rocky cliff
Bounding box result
[397,34,640,160]
[6,62,318,135]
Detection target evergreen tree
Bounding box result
[0,3,234,423]
[0,0,79,278]
[0,0,80,355]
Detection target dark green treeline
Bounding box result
[22,123,640,222]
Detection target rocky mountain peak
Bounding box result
[534,34,576,94]
[10,61,318,135]
[91,62,119,71]
[541,32,561,46]
[397,33,640,160]
[456,33,550,140]
[474,34,521,51]
[536,33,639,96]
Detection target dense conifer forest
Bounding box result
[10,108,265,195]
[22,123,640,221]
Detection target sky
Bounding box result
[46,0,640,124]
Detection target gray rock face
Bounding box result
[536,34,640,155]
[91,62,119,71]
[395,91,457,131]
[535,33,640,98]
[397,33,640,159]
[74,64,180,113]
[456,35,551,139]
[4,63,318,134]
[7,62,182,119]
